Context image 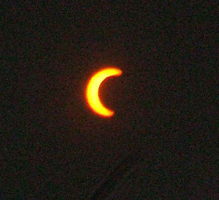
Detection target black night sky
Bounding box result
[2,1,217,199]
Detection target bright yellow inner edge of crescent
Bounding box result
[86,68,122,117]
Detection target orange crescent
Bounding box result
[86,67,122,117]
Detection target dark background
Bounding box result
[2,1,217,199]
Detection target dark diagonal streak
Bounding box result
[89,149,141,200]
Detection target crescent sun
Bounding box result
[86,67,123,117]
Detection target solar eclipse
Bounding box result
[86,67,123,117]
